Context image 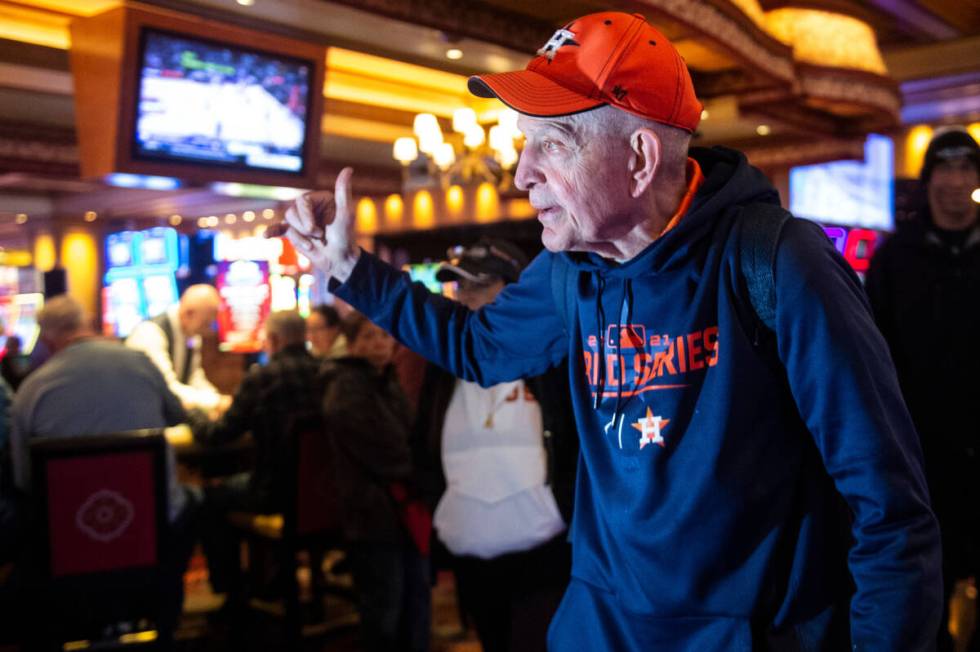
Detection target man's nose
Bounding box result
[514,149,542,191]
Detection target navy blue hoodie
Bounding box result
[334,146,941,650]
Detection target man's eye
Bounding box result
[543,140,561,152]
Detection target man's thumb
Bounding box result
[333,167,355,233]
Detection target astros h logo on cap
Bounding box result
[468,12,702,133]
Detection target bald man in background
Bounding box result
[126,284,230,413]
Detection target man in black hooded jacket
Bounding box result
[866,128,980,650]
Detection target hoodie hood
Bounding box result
[565,146,780,278]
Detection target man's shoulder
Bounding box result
[81,338,145,360]
[249,349,320,386]
[126,317,167,343]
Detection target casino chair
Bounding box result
[226,412,353,649]
[25,430,173,650]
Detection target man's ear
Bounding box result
[628,128,662,198]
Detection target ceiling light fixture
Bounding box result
[446,48,463,60]
[756,124,772,136]
[393,108,523,190]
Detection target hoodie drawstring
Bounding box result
[593,274,607,410]
[593,275,634,446]
[610,279,633,431]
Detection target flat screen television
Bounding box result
[70,6,326,188]
[133,28,314,176]
[789,134,895,232]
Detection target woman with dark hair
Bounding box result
[306,304,346,358]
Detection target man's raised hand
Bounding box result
[277,167,360,282]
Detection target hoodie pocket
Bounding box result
[548,578,754,651]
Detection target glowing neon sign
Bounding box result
[822,225,881,273]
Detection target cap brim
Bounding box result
[436,263,484,284]
[468,70,605,118]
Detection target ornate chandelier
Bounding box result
[392,108,523,191]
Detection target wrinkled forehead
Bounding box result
[517,113,586,138]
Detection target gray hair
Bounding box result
[37,295,86,341]
[264,310,307,346]
[564,105,691,183]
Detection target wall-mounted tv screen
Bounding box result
[133,28,313,175]
[789,134,895,232]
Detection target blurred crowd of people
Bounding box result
[0,237,577,652]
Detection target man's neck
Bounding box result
[606,171,691,263]
[51,330,97,354]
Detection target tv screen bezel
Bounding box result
[131,26,317,178]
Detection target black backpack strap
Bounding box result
[739,203,790,333]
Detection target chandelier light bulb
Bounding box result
[418,129,444,155]
[413,113,440,139]
[497,108,519,137]
[393,137,419,164]
[453,108,477,134]
[497,146,519,168]
[433,142,456,170]
[489,125,512,153]
[464,124,486,148]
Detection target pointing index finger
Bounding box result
[334,167,354,226]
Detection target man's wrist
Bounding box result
[330,247,362,284]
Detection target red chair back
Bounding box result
[47,450,159,576]
[31,431,168,583]
[294,426,340,537]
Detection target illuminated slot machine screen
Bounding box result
[106,231,137,270]
[103,275,144,338]
[296,273,313,317]
[215,260,271,353]
[139,226,180,268]
[103,227,185,336]
[142,273,179,320]
[789,134,894,277]
[403,262,454,297]
[0,293,43,355]
[269,273,298,312]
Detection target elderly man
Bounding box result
[126,284,229,412]
[282,12,941,650]
[866,129,980,650]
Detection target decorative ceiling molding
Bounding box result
[319,0,553,55]
[740,135,866,169]
[637,0,798,84]
[797,67,902,122]
[633,0,901,133]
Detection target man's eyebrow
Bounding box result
[528,120,582,143]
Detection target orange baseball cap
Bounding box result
[468,12,702,133]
